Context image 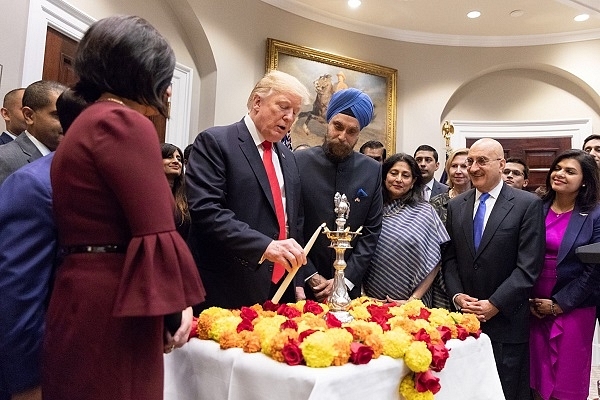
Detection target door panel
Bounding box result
[42,27,167,142]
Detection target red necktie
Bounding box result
[262,141,286,283]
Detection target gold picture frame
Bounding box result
[266,38,397,154]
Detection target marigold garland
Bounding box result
[196,297,481,400]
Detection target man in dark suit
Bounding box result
[186,71,310,311]
[294,88,383,302]
[0,81,65,184]
[443,138,545,400]
[414,144,449,201]
[0,88,26,145]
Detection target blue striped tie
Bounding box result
[473,193,490,251]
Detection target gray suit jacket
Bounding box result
[443,183,545,343]
[0,132,43,185]
[430,178,449,198]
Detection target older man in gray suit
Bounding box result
[443,138,545,400]
[0,81,65,184]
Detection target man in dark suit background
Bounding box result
[0,81,65,184]
[443,138,545,400]
[294,88,383,302]
[0,88,26,145]
[414,144,449,201]
[186,71,310,311]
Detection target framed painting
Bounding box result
[266,38,397,154]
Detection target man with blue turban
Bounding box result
[294,88,383,301]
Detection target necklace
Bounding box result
[96,97,125,106]
[551,204,574,217]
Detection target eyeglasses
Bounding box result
[502,169,524,177]
[465,157,502,167]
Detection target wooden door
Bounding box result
[42,27,166,142]
[466,137,572,193]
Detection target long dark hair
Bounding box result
[541,149,600,212]
[381,152,424,206]
[161,143,190,225]
[70,15,175,117]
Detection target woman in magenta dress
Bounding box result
[530,149,600,400]
[43,16,205,399]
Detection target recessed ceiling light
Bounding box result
[574,14,589,22]
[348,0,361,8]
[467,11,481,19]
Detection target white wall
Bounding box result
[3,0,600,155]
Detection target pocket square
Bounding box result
[355,188,368,202]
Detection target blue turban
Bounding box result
[326,88,374,130]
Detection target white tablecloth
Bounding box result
[164,333,504,400]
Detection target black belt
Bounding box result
[60,245,127,255]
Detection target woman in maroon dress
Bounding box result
[43,16,205,399]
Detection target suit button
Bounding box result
[268,265,273,272]
[272,234,278,239]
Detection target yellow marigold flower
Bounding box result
[388,305,404,317]
[449,311,463,324]
[346,320,383,342]
[427,308,454,328]
[219,330,244,349]
[268,329,298,362]
[461,313,481,333]
[349,296,376,308]
[326,328,353,366]
[404,341,432,373]
[348,305,370,321]
[390,316,418,334]
[300,331,336,368]
[364,333,383,358]
[294,300,307,312]
[249,303,263,313]
[197,307,234,339]
[208,315,242,342]
[240,330,261,353]
[297,313,327,332]
[400,299,426,317]
[382,329,413,358]
[399,374,434,400]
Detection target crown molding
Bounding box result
[260,0,600,47]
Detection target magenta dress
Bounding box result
[530,209,596,400]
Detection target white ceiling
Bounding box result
[260,0,600,47]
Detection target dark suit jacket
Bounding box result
[544,203,600,312]
[186,119,303,309]
[0,132,43,184]
[443,183,545,343]
[294,147,383,297]
[0,132,14,145]
[0,153,55,396]
[430,179,449,199]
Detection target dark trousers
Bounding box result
[490,340,531,400]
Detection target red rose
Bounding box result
[236,319,254,333]
[427,343,450,372]
[437,326,452,343]
[471,329,482,339]
[188,316,199,340]
[298,329,318,343]
[240,306,258,321]
[456,325,469,340]
[349,342,374,365]
[277,304,301,319]
[325,312,342,328]
[370,314,391,331]
[303,300,324,315]
[282,340,304,366]
[413,328,431,343]
[409,308,431,321]
[367,304,392,320]
[415,370,441,394]
[280,319,298,331]
[262,300,279,312]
